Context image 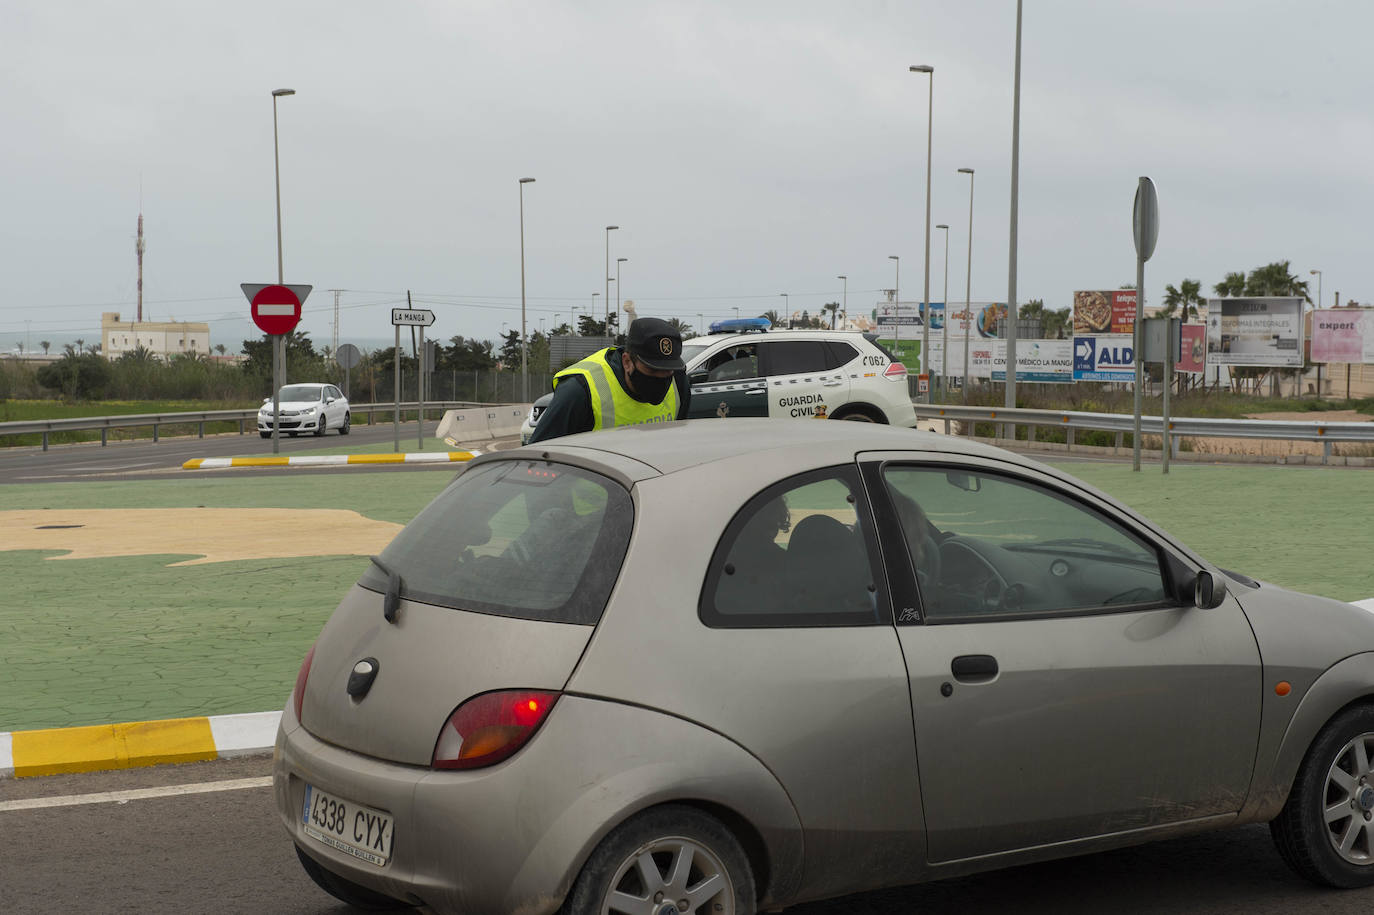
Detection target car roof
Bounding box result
[687,329,873,345]
[519,418,1020,477]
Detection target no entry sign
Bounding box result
[241,284,312,335]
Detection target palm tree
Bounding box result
[40,340,50,354]
[1213,272,1246,297]
[760,310,781,327]
[74,338,85,355]
[823,302,841,329]
[1162,279,1205,323]
[215,344,227,356]
[1244,261,1310,303]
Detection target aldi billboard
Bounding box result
[1072,334,1135,382]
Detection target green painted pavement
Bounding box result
[1,462,1371,732]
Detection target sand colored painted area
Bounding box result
[1182,410,1372,457]
[0,508,403,566]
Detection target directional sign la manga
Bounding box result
[391,308,436,327]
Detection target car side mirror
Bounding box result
[1194,570,1228,609]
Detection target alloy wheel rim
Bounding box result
[1323,730,1374,865]
[600,835,733,915]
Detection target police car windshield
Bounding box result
[680,342,711,366]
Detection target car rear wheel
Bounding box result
[563,805,755,915]
[294,845,413,911]
[260,431,271,439]
[340,412,351,435]
[1271,704,1374,887]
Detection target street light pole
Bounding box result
[837,275,847,328]
[937,223,949,395]
[1005,0,1023,410]
[1310,269,1322,310]
[889,255,901,356]
[605,226,618,331]
[910,64,935,403]
[270,87,295,456]
[698,313,705,335]
[518,177,535,403]
[780,293,789,326]
[958,168,975,403]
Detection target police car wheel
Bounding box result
[840,412,875,422]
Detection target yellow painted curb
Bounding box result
[182,451,478,470]
[346,453,406,464]
[11,717,217,777]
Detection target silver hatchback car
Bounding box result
[273,420,1374,914]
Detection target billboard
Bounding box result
[1073,290,1137,336]
[1311,309,1374,364]
[1178,324,1207,374]
[1205,297,1304,367]
[989,340,1074,383]
[1072,335,1135,382]
[874,301,925,327]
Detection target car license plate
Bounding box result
[301,783,394,867]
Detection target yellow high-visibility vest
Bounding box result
[553,348,680,431]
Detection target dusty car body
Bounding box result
[273,420,1374,914]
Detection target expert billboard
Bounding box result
[1205,297,1304,367]
[1311,309,1374,364]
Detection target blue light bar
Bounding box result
[708,317,772,334]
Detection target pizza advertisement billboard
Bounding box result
[1205,297,1304,367]
[1072,334,1135,382]
[1073,290,1136,336]
[1311,309,1374,364]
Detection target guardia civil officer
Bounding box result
[528,317,692,444]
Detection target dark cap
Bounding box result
[627,317,685,371]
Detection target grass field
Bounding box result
[1,462,1370,731]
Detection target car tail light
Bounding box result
[432,690,561,770]
[292,643,316,724]
[884,362,908,380]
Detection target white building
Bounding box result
[101,312,211,359]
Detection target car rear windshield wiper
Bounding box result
[369,555,403,624]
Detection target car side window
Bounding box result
[825,341,858,368]
[882,466,1169,621]
[704,344,760,382]
[701,467,885,627]
[327,386,343,400]
[759,340,831,376]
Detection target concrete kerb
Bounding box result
[0,711,281,779]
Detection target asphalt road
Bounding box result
[5,757,1373,915]
[0,420,503,483]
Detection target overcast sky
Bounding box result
[2,0,1370,354]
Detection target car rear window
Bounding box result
[359,459,632,625]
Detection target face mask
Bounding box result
[628,365,673,404]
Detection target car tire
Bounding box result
[835,405,885,424]
[1270,704,1374,888]
[294,845,413,911]
[340,412,351,435]
[563,805,755,915]
[259,431,271,439]
[315,415,328,436]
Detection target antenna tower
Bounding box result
[136,212,146,322]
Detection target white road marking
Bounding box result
[1355,598,1374,613]
[0,777,272,812]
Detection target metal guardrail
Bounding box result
[0,402,487,450]
[913,404,1374,464]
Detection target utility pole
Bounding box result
[328,288,343,357]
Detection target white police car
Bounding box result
[520,318,917,443]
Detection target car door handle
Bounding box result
[950,654,998,683]
[823,378,844,387]
[746,389,766,396]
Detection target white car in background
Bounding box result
[521,323,917,443]
[258,383,351,438]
